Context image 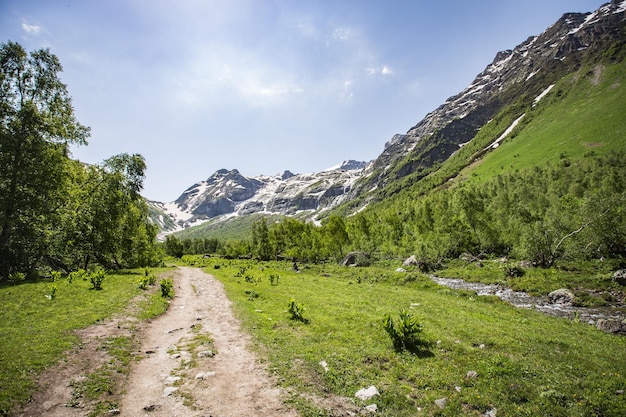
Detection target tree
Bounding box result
[0,41,89,278]
[251,217,272,261]
[323,215,350,262]
[165,235,184,258]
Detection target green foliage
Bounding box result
[89,267,106,290]
[287,297,308,323]
[269,273,280,286]
[164,235,184,258]
[159,278,174,298]
[48,283,58,300]
[0,41,160,281]
[139,269,156,290]
[382,309,428,352]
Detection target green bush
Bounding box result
[287,298,308,323]
[89,268,106,290]
[382,309,427,352]
[159,278,173,298]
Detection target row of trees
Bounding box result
[0,41,159,280]
[166,152,625,268]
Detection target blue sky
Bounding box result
[1,0,606,202]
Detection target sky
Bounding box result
[1,0,607,202]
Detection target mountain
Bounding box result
[150,0,626,238]
[346,0,626,204]
[149,160,367,236]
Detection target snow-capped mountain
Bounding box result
[150,161,367,234]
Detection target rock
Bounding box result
[363,404,378,414]
[341,252,371,267]
[548,289,575,305]
[195,371,216,379]
[613,270,626,286]
[108,409,121,415]
[455,386,462,393]
[355,386,379,401]
[165,376,181,385]
[403,255,418,266]
[395,267,406,273]
[466,370,478,379]
[434,398,448,409]
[483,408,497,417]
[198,350,215,358]
[319,360,329,372]
[596,319,626,335]
[143,404,161,412]
[162,386,178,397]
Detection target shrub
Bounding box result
[382,309,427,352]
[287,298,308,323]
[160,278,173,298]
[269,273,280,286]
[89,268,106,290]
[68,269,87,283]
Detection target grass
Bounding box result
[0,267,174,416]
[201,257,626,416]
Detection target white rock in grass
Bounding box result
[355,386,379,401]
[163,386,178,397]
[434,397,448,409]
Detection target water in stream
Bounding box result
[429,275,626,325]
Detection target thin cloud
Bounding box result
[21,20,41,35]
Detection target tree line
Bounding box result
[166,152,625,269]
[0,41,159,281]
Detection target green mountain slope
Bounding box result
[462,60,626,183]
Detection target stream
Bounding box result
[429,275,626,325]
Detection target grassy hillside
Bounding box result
[459,61,626,183]
[172,213,287,241]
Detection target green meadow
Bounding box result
[203,258,626,416]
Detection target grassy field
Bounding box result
[0,267,173,416]
[201,257,626,416]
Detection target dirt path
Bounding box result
[18,267,298,417]
[120,267,298,417]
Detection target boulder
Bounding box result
[341,252,370,267]
[403,255,418,266]
[355,386,379,401]
[613,270,626,286]
[596,319,626,335]
[548,289,575,305]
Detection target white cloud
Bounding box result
[21,20,41,35]
[381,65,393,75]
[366,66,394,76]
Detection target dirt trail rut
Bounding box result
[119,267,298,416]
